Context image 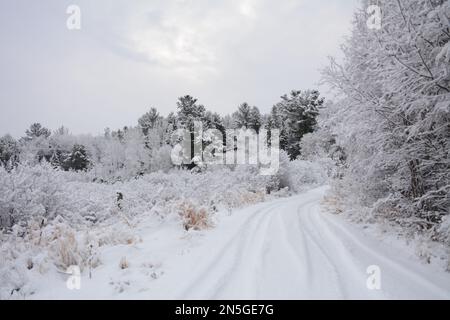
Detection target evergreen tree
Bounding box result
[138,108,161,136]
[249,106,262,133]
[62,144,90,171]
[176,95,206,166]
[232,103,262,132]
[165,112,178,145]
[24,123,51,140]
[232,103,252,129]
[265,106,286,148]
[204,111,225,132]
[176,95,206,132]
[167,112,177,130]
[276,90,324,160]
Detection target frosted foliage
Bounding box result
[0,161,297,297]
[318,0,450,240]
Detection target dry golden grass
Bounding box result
[178,201,213,231]
[322,195,344,214]
[52,226,81,270]
[119,256,129,269]
[239,191,265,206]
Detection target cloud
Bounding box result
[0,0,359,137]
[112,0,264,78]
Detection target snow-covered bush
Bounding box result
[0,160,289,292]
[0,162,68,229]
[178,201,213,231]
[282,158,329,193]
[0,159,292,234]
[0,130,325,298]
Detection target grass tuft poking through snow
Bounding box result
[119,257,129,270]
[178,201,213,231]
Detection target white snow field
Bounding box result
[32,187,450,300]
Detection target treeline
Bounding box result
[0,90,324,181]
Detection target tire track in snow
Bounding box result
[148,187,450,299]
[300,202,387,299]
[316,210,450,299]
[174,202,281,299]
[210,204,275,299]
[267,199,344,299]
[294,200,351,298]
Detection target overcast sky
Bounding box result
[0,0,359,137]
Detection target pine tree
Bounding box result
[138,108,161,136]
[276,90,324,160]
[232,103,252,129]
[232,103,262,132]
[249,106,262,133]
[62,144,90,171]
[176,95,206,132]
[204,111,225,132]
[167,112,177,130]
[176,95,206,166]
[24,123,51,140]
[165,112,178,145]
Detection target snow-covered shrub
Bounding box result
[178,201,212,231]
[0,149,318,234]
[0,240,31,299]
[300,128,345,179]
[0,151,305,297]
[0,162,68,229]
[277,149,329,193]
[284,159,329,193]
[46,221,82,270]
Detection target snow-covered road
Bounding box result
[31,186,450,300]
[147,186,450,300]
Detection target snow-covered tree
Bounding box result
[24,123,51,141]
[138,108,161,136]
[177,95,206,131]
[275,90,324,160]
[249,106,262,133]
[62,144,90,172]
[0,135,19,167]
[319,0,450,236]
[233,103,251,129]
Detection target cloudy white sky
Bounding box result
[0,0,359,137]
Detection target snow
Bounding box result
[22,187,450,300]
[1,0,449,301]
